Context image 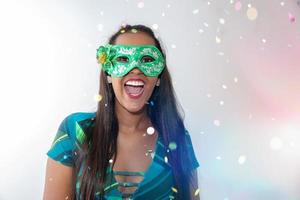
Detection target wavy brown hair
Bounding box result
[73,24,197,199]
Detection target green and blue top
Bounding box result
[47,112,200,200]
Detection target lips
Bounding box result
[124,78,145,99]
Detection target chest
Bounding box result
[111,132,158,193]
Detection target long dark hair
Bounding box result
[73,24,196,199]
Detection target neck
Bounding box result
[115,102,150,134]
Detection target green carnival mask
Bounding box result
[96,44,165,77]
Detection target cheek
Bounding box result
[145,79,158,93]
[111,80,123,95]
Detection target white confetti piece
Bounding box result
[147,127,155,135]
[192,9,199,14]
[238,155,247,164]
[152,24,159,30]
[137,1,144,8]
[214,120,220,126]
[270,137,283,150]
[219,18,225,24]
[97,24,104,32]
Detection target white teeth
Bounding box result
[125,80,144,86]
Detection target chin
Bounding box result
[125,104,147,114]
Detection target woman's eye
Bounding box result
[141,56,154,63]
[116,56,129,63]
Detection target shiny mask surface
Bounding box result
[96,44,165,77]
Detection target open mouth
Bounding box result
[124,80,145,99]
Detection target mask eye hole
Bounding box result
[141,55,155,63]
[116,56,129,63]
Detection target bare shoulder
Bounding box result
[43,158,74,200]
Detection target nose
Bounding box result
[129,67,143,75]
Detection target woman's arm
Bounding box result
[189,169,200,200]
[43,158,74,200]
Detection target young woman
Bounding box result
[43,24,200,200]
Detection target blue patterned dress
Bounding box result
[47,112,200,200]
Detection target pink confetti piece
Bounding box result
[235,1,242,11]
[288,13,295,23]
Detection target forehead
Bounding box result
[114,32,155,45]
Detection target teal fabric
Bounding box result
[47,112,200,200]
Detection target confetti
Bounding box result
[109,159,113,163]
[216,36,221,43]
[270,137,283,150]
[280,2,285,6]
[222,84,227,89]
[216,156,222,160]
[219,18,225,24]
[97,24,104,32]
[194,188,200,196]
[262,38,267,43]
[234,77,238,83]
[171,187,178,193]
[131,28,138,33]
[238,155,247,164]
[164,156,168,163]
[137,2,144,8]
[147,127,155,135]
[171,44,176,48]
[248,114,253,119]
[152,24,159,30]
[288,13,296,23]
[204,22,209,27]
[100,11,104,16]
[219,101,224,106]
[247,7,258,20]
[94,94,103,102]
[218,52,225,56]
[214,120,220,126]
[168,142,177,150]
[63,155,68,159]
[235,1,242,11]
[206,93,212,98]
[199,29,204,33]
[150,101,154,106]
[162,12,165,17]
[192,9,199,14]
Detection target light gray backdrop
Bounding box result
[0,0,299,199]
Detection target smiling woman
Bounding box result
[43,24,200,200]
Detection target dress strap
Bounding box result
[113,170,145,176]
[117,181,140,187]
